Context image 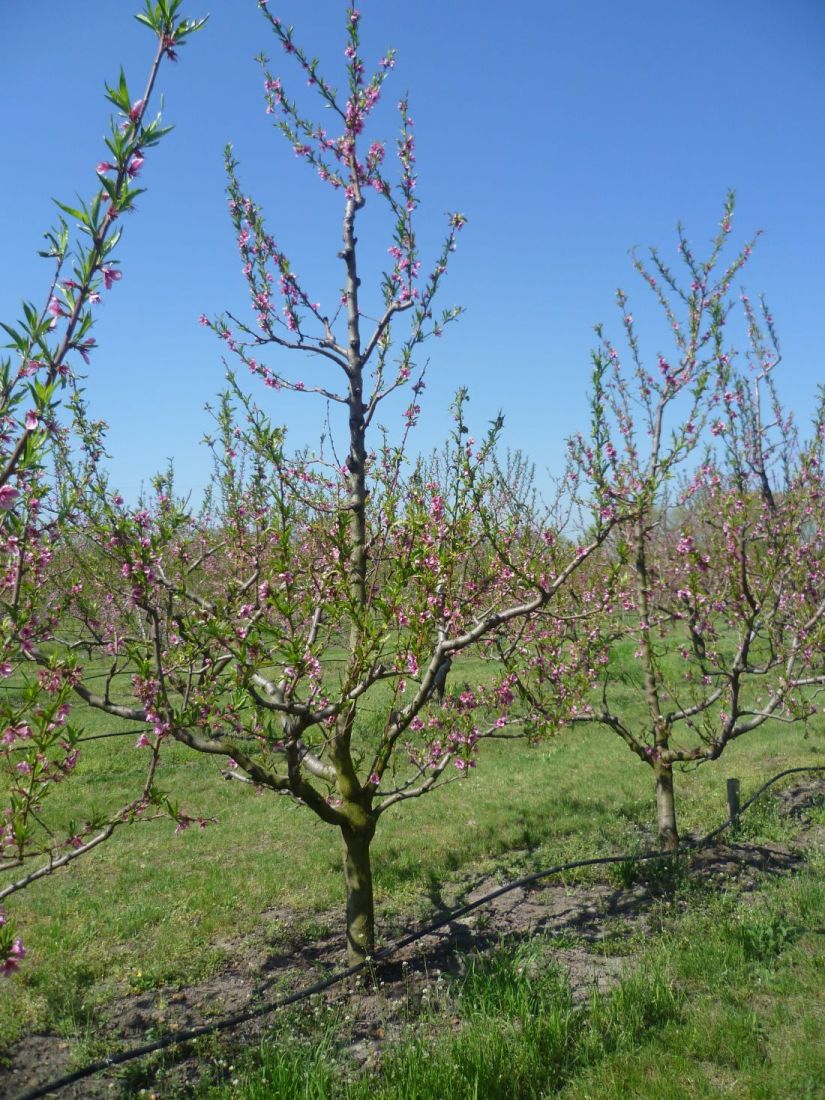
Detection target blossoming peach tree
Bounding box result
[0,1,205,976]
[506,199,825,849]
[57,2,615,965]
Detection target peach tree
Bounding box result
[0,0,205,976]
[504,200,825,849]
[59,2,615,964]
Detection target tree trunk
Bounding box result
[655,763,679,851]
[341,821,376,965]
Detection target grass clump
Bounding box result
[202,856,825,1099]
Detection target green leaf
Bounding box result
[176,15,210,39]
[104,68,131,111]
[98,175,117,204]
[102,228,123,256]
[53,199,88,224]
[38,221,70,259]
[89,191,103,228]
[0,322,26,350]
[105,131,125,160]
[140,119,174,147]
[118,187,146,214]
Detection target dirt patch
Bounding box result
[2,779,823,1099]
[772,775,825,819]
[689,839,803,885]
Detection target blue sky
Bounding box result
[1,1,823,501]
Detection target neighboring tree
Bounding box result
[58,3,615,964]
[506,199,825,849]
[0,1,205,975]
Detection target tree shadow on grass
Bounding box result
[3,782,821,1099]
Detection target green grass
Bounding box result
[201,853,825,1099]
[1,653,823,1067]
[557,859,825,1100]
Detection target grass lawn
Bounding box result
[205,847,825,1099]
[1,652,824,1085]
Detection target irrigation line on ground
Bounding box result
[12,764,825,1100]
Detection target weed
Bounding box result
[734,910,796,962]
[610,851,690,894]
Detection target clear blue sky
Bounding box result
[1,1,823,501]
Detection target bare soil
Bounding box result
[3,776,824,1100]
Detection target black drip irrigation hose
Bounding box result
[13,764,825,1100]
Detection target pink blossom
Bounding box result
[135,733,152,748]
[101,267,122,290]
[127,154,144,177]
[128,99,145,122]
[78,339,97,364]
[368,772,380,787]
[1,939,26,976]
[497,684,514,706]
[0,485,19,510]
[24,411,39,431]
[97,161,116,174]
